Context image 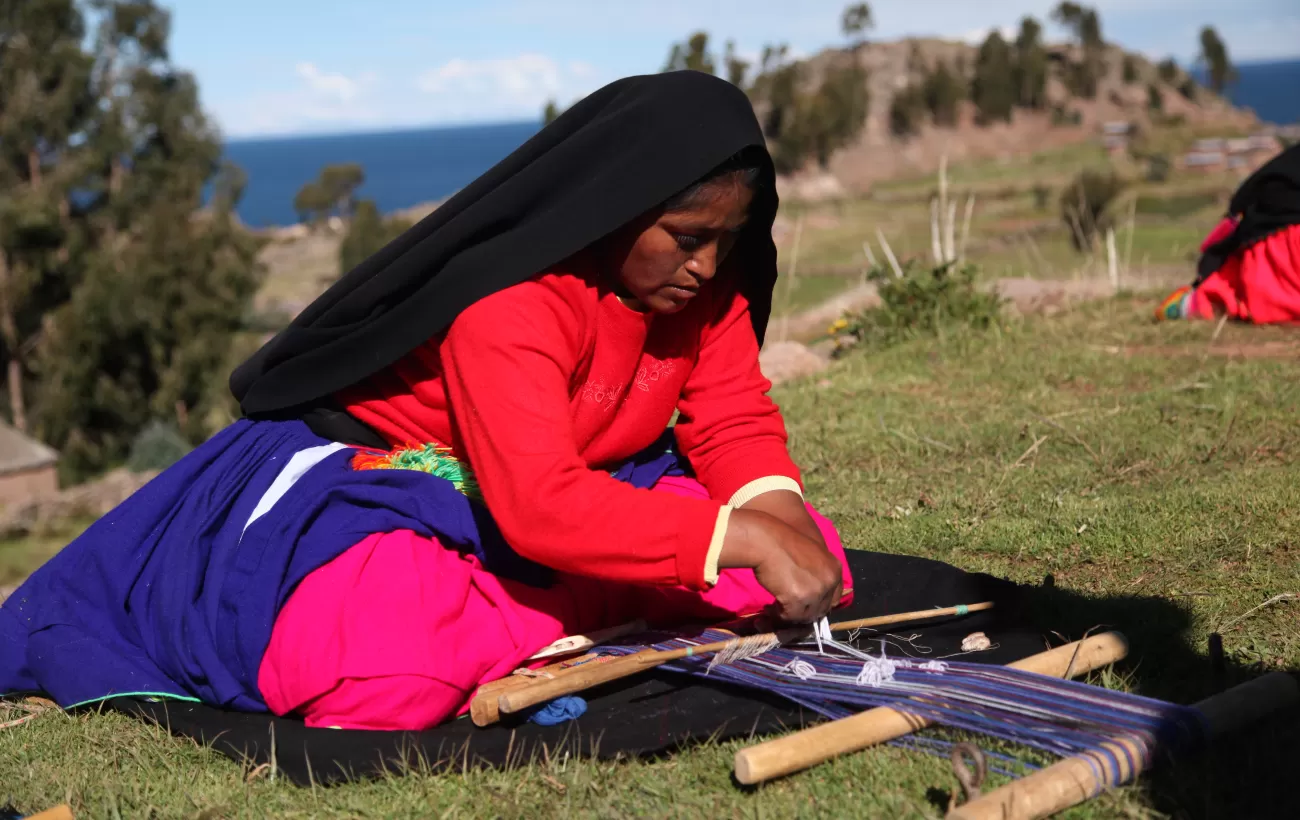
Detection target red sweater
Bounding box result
[339,262,800,589]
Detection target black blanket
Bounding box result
[104,550,1046,786]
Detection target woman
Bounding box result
[0,72,849,730]
[1155,143,1300,324]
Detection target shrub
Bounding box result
[127,420,192,473]
[1032,184,1052,211]
[889,84,926,137]
[1144,154,1171,183]
[1060,169,1126,251]
[834,260,1004,352]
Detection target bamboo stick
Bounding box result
[876,228,904,278]
[497,603,995,717]
[930,198,944,264]
[469,652,615,726]
[947,671,1300,820]
[732,632,1130,785]
[957,193,975,264]
[945,200,958,264]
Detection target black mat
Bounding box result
[103,551,1047,785]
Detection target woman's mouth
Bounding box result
[664,284,698,300]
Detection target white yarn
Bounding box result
[781,658,819,680]
[706,633,781,673]
[855,640,900,687]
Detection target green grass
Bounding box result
[0,521,90,587]
[3,298,1298,818]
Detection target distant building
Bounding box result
[1100,121,1134,156]
[1178,132,1282,175]
[1182,150,1226,173]
[0,422,59,506]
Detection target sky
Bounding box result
[161,0,1300,140]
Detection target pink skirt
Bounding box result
[257,475,853,730]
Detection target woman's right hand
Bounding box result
[718,508,843,624]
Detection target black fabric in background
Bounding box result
[105,550,1047,786]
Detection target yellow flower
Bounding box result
[827,317,849,335]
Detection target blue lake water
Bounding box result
[224,59,1299,227]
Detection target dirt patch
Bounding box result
[779,274,1186,343]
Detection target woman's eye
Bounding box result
[674,234,703,252]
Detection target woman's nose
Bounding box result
[685,243,718,280]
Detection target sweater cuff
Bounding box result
[702,506,732,586]
[728,475,804,508]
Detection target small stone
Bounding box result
[759,341,829,386]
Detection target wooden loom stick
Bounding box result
[470,652,617,727]
[831,601,993,632]
[733,632,1131,785]
[946,670,1300,820]
[496,602,995,717]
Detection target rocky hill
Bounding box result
[777,38,1257,198]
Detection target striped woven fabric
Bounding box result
[599,629,1206,783]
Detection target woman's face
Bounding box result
[607,178,754,314]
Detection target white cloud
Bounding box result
[414,53,604,121]
[960,24,1019,45]
[215,63,387,138]
[294,62,376,103]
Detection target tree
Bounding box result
[663,32,715,74]
[1011,17,1049,109]
[318,163,364,219]
[841,3,873,46]
[0,0,261,477]
[922,62,964,127]
[1147,82,1164,112]
[749,45,799,139]
[542,98,562,125]
[1121,54,1139,84]
[772,62,870,172]
[1157,58,1180,84]
[339,200,413,275]
[724,40,749,88]
[1197,26,1237,94]
[1052,2,1105,98]
[971,31,1016,124]
[293,181,330,226]
[294,163,365,226]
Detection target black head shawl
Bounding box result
[231,71,779,416]
[1196,142,1300,284]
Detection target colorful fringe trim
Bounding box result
[352,444,482,501]
[1154,285,1192,321]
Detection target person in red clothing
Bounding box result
[2,72,851,731]
[246,71,854,730]
[1155,143,1300,324]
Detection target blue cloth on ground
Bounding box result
[526,695,588,726]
